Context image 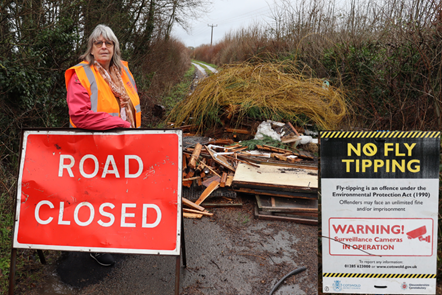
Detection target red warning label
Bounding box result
[329,218,433,256]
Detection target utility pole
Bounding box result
[207,24,217,46]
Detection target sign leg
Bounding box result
[8,248,17,295]
[175,255,181,295]
[181,213,187,267]
[37,250,46,264]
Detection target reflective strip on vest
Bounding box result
[75,63,98,112]
[135,104,141,113]
[122,64,141,115]
[122,65,136,90]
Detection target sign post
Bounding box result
[321,131,440,294]
[10,129,184,294]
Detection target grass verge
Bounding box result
[160,64,196,121]
[0,192,14,292]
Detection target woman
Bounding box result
[65,25,142,266]
[65,24,141,130]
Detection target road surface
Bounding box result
[29,197,318,295]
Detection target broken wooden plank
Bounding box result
[183,176,201,181]
[205,145,235,172]
[202,175,221,187]
[225,174,234,187]
[201,196,243,207]
[256,144,314,160]
[195,181,220,205]
[234,187,317,199]
[196,158,206,172]
[183,208,213,216]
[182,170,192,187]
[271,153,288,162]
[220,172,227,187]
[182,180,192,188]
[294,150,314,160]
[256,144,292,154]
[183,154,187,170]
[183,212,203,219]
[188,143,202,168]
[233,162,318,189]
[288,122,300,136]
[182,197,205,211]
[200,162,221,177]
[224,155,260,168]
[225,143,242,149]
[255,195,318,214]
[270,211,318,218]
[224,128,250,134]
[183,168,196,187]
[254,204,317,225]
[231,146,248,152]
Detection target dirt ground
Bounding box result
[18,195,318,295]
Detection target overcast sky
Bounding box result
[171,0,276,48]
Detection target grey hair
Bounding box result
[80,24,123,71]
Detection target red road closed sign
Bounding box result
[13,130,182,255]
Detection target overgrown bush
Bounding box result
[194,0,442,131]
[0,1,193,292]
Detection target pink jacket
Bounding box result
[66,73,131,130]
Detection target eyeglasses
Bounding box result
[93,40,113,48]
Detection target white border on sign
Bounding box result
[13,129,183,256]
[323,277,435,294]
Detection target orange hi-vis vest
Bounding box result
[65,61,141,128]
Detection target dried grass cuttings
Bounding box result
[167,61,348,132]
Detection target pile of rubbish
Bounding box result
[171,61,339,224]
[180,120,319,225]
